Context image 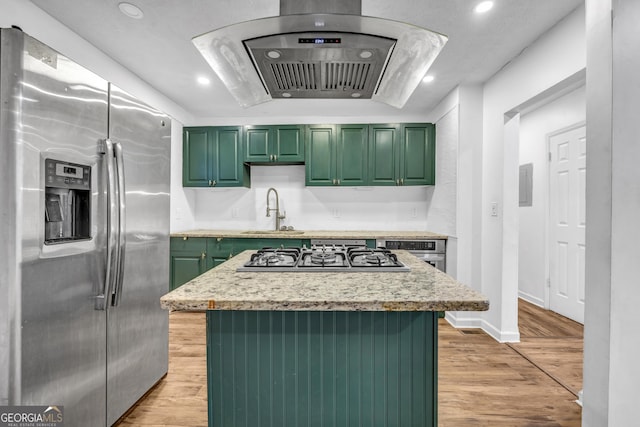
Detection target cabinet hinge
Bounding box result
[548,152,552,162]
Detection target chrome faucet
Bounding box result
[266,187,286,231]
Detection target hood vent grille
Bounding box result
[245,32,395,99]
[323,62,371,91]
[270,62,318,91]
[267,61,374,94]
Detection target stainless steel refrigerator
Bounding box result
[0,28,170,426]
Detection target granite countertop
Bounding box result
[171,229,449,239]
[161,250,488,312]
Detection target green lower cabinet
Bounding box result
[170,237,312,289]
[207,310,438,426]
[209,238,305,260]
[169,237,208,290]
[206,238,235,269]
[170,237,371,290]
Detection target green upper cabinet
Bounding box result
[183,126,249,187]
[244,125,304,163]
[369,123,436,186]
[368,124,401,186]
[305,125,335,185]
[401,123,436,185]
[305,124,368,186]
[336,124,368,185]
[184,123,434,188]
[182,127,211,187]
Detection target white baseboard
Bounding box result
[445,312,520,343]
[481,319,520,343]
[518,290,544,307]
[444,311,483,329]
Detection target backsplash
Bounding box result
[188,165,437,231]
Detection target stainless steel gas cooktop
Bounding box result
[237,245,410,272]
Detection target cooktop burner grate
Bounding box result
[237,245,410,272]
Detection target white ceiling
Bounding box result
[30,0,582,123]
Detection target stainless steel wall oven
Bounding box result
[376,239,446,272]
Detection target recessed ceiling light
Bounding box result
[267,50,281,59]
[282,92,292,98]
[359,50,373,59]
[422,75,435,83]
[197,76,210,86]
[118,2,144,19]
[474,1,494,14]
[351,93,362,98]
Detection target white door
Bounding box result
[548,124,586,323]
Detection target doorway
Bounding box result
[517,84,586,324]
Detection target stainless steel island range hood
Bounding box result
[192,0,447,108]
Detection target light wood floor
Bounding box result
[117,299,583,426]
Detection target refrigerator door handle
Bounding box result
[96,138,119,310]
[111,140,126,306]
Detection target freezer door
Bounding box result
[106,85,170,425]
[0,29,109,425]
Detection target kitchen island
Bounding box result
[161,250,488,427]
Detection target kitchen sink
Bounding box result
[241,230,304,235]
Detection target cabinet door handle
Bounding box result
[396,179,399,185]
[212,180,216,186]
[269,154,273,161]
[201,252,206,259]
[401,178,404,185]
[273,155,277,161]
[208,180,212,186]
[228,253,233,259]
[337,179,340,185]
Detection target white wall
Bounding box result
[169,121,196,232]
[2,0,189,123]
[518,86,586,306]
[583,0,640,424]
[477,5,585,341]
[442,85,486,328]
[170,102,460,234]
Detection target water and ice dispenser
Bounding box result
[44,158,91,244]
